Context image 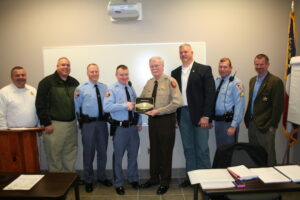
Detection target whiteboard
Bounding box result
[288,62,300,125]
[42,42,206,95]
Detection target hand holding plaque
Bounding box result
[135,98,154,113]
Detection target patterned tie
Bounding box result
[95,84,103,117]
[125,86,133,121]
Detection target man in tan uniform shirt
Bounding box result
[140,56,182,195]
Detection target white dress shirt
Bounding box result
[181,61,194,106]
[0,83,38,129]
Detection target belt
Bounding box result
[149,112,175,119]
[82,116,106,123]
[213,113,233,122]
[110,119,137,128]
[214,115,227,121]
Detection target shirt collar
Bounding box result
[182,61,194,71]
[88,80,99,87]
[152,74,166,82]
[222,74,232,81]
[256,72,269,82]
[11,83,30,92]
[116,81,129,88]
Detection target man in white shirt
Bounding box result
[171,44,216,187]
[0,66,38,129]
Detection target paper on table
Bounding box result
[227,165,257,180]
[3,175,44,190]
[188,169,234,185]
[250,167,291,184]
[200,181,235,189]
[275,165,300,182]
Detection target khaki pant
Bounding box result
[43,120,78,172]
[248,121,276,166]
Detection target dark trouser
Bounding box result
[215,121,239,148]
[148,113,176,186]
[81,121,109,183]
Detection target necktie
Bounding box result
[152,80,158,105]
[216,79,224,95]
[95,84,103,117]
[125,86,133,121]
[214,79,224,112]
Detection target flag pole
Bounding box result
[282,0,295,165]
[286,0,294,165]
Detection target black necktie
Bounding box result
[152,80,158,105]
[214,79,224,112]
[216,79,224,95]
[95,84,103,117]
[125,86,133,121]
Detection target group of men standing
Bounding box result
[0,43,284,195]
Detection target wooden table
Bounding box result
[0,172,79,200]
[193,179,300,200]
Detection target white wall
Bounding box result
[1,0,300,169]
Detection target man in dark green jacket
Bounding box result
[36,57,79,172]
[244,54,284,166]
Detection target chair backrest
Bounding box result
[212,142,268,168]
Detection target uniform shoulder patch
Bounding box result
[236,83,243,90]
[105,91,110,97]
[74,89,80,98]
[171,80,177,88]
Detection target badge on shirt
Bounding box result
[74,89,80,98]
[105,91,110,97]
[262,96,268,102]
[240,92,244,97]
[171,80,177,88]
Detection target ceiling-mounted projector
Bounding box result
[107,0,142,21]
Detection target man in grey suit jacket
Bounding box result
[244,54,284,166]
[171,44,215,187]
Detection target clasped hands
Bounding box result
[125,101,135,111]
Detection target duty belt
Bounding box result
[214,115,228,121]
[110,119,138,128]
[213,112,234,122]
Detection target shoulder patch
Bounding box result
[105,91,110,97]
[74,89,80,98]
[236,83,243,90]
[171,80,177,88]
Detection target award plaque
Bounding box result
[135,97,154,113]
